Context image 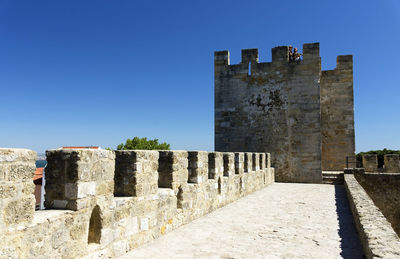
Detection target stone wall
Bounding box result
[344,173,400,258]
[0,148,274,258]
[385,154,400,173]
[321,55,355,171]
[361,154,400,172]
[354,172,400,236]
[215,43,354,183]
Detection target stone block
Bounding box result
[208,152,223,180]
[158,151,188,190]
[222,153,235,176]
[362,155,378,172]
[244,153,253,173]
[384,154,400,173]
[234,153,244,175]
[45,149,115,210]
[188,151,208,183]
[3,196,35,225]
[115,150,159,197]
[0,148,36,182]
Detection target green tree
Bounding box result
[117,137,171,150]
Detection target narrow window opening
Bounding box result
[158,152,173,188]
[218,177,222,195]
[88,205,102,244]
[34,158,47,210]
[248,61,251,76]
[177,186,184,209]
[188,152,196,183]
[252,153,256,171]
[259,154,263,170]
[208,153,215,179]
[223,154,229,176]
[234,153,240,175]
[244,154,248,173]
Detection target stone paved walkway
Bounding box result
[121,183,363,259]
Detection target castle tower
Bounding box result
[214,43,355,183]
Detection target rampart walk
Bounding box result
[0,148,274,258]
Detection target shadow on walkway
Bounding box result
[334,185,364,259]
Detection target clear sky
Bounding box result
[0,0,399,154]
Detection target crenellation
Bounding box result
[234,152,244,175]
[336,55,353,70]
[187,151,208,184]
[0,148,273,258]
[271,46,290,63]
[384,154,400,173]
[361,154,378,172]
[241,48,259,64]
[158,151,188,191]
[222,153,235,177]
[302,42,320,61]
[114,150,159,197]
[214,50,230,67]
[44,149,115,211]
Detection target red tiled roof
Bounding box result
[34,168,43,185]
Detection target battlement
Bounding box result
[0,148,274,258]
[214,43,321,72]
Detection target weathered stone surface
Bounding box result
[44,149,115,211]
[384,154,400,173]
[321,55,355,171]
[115,150,159,197]
[344,174,400,258]
[215,43,353,183]
[361,154,377,172]
[122,183,363,259]
[354,172,400,237]
[0,148,36,231]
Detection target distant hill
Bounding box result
[35,160,47,168]
[37,153,46,160]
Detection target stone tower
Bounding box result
[214,43,355,183]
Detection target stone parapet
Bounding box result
[344,174,400,258]
[0,148,274,258]
[384,154,400,173]
[361,154,378,172]
[354,172,400,237]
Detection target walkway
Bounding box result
[121,183,363,259]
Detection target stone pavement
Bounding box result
[120,183,363,259]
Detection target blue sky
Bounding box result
[0,0,399,154]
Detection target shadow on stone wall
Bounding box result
[334,185,363,258]
[354,172,400,237]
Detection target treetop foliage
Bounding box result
[117,137,171,150]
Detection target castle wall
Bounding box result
[361,154,400,173]
[0,148,273,258]
[354,172,400,237]
[321,55,355,171]
[215,43,322,183]
[344,172,400,258]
